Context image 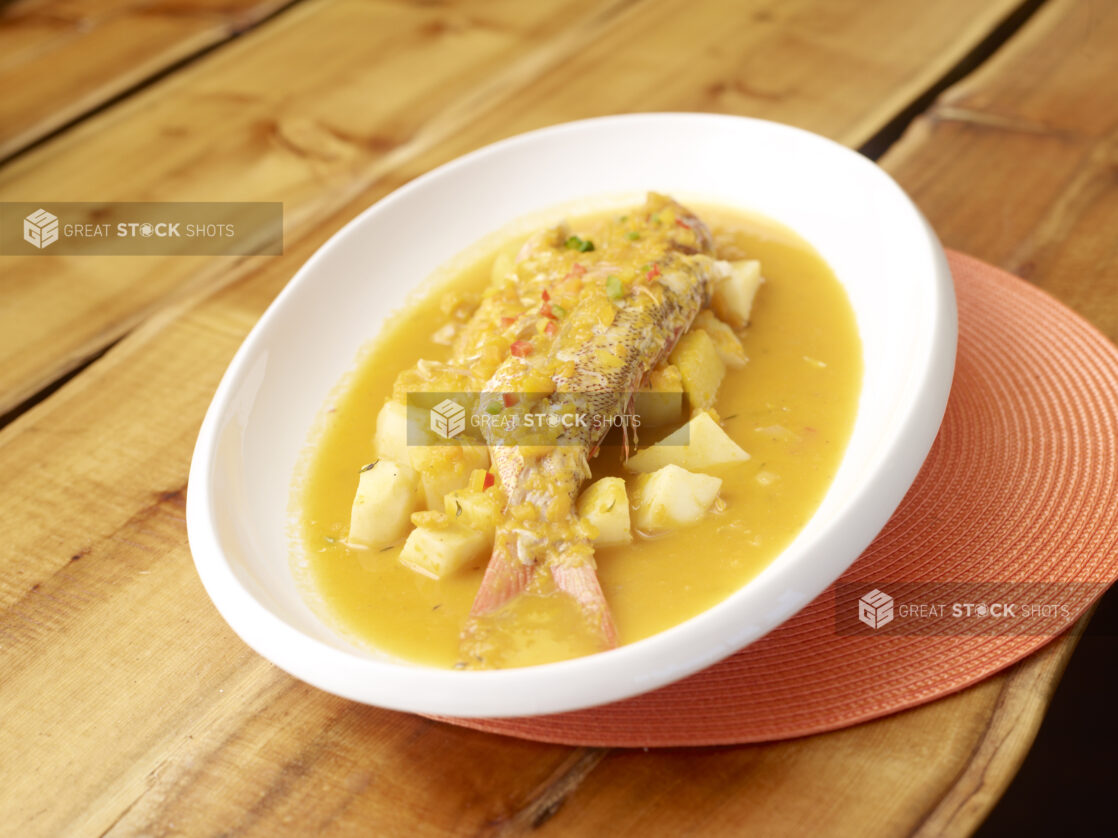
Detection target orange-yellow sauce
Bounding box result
[295,204,861,667]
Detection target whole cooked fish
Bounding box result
[453,193,723,664]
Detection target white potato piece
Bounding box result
[633,364,685,429]
[409,443,491,509]
[694,310,748,369]
[348,459,421,548]
[577,477,633,547]
[669,329,725,411]
[374,399,436,465]
[399,523,488,580]
[624,411,750,473]
[713,259,763,330]
[630,465,722,534]
[444,487,502,548]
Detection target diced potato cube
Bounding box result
[625,411,750,473]
[399,524,488,580]
[374,400,411,465]
[712,260,763,330]
[577,477,633,547]
[409,443,491,509]
[694,311,748,369]
[669,329,725,410]
[444,487,502,547]
[633,364,685,429]
[348,459,421,548]
[630,465,722,534]
[376,399,450,467]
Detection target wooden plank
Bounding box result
[0,0,637,418]
[0,0,299,160]
[2,0,1109,835]
[883,0,1118,342]
[0,0,1023,420]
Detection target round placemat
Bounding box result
[435,251,1118,747]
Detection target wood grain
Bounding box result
[0,0,1024,419]
[0,0,298,160]
[0,0,1112,835]
[0,0,636,418]
[883,0,1118,342]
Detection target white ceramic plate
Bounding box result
[187,113,956,717]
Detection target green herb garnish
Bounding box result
[485,402,502,415]
[550,304,567,318]
[565,235,595,252]
[606,275,623,300]
[626,231,640,241]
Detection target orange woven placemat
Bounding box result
[437,251,1118,747]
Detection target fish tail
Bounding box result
[552,561,619,649]
[469,532,533,616]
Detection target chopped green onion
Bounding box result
[550,304,567,318]
[606,275,623,300]
[565,235,595,252]
[626,231,640,241]
[650,213,661,224]
[485,402,502,415]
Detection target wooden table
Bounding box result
[1,0,1114,834]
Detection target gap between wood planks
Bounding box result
[857,0,1049,160]
[0,0,1052,438]
[0,0,310,169]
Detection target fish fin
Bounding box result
[459,534,534,667]
[469,533,533,617]
[552,561,619,649]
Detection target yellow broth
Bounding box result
[294,205,862,667]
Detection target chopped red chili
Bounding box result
[570,263,587,276]
[500,315,516,327]
[544,319,558,336]
[509,340,533,358]
[647,264,661,280]
[541,289,551,302]
[503,393,519,407]
[675,218,691,229]
[482,471,495,490]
